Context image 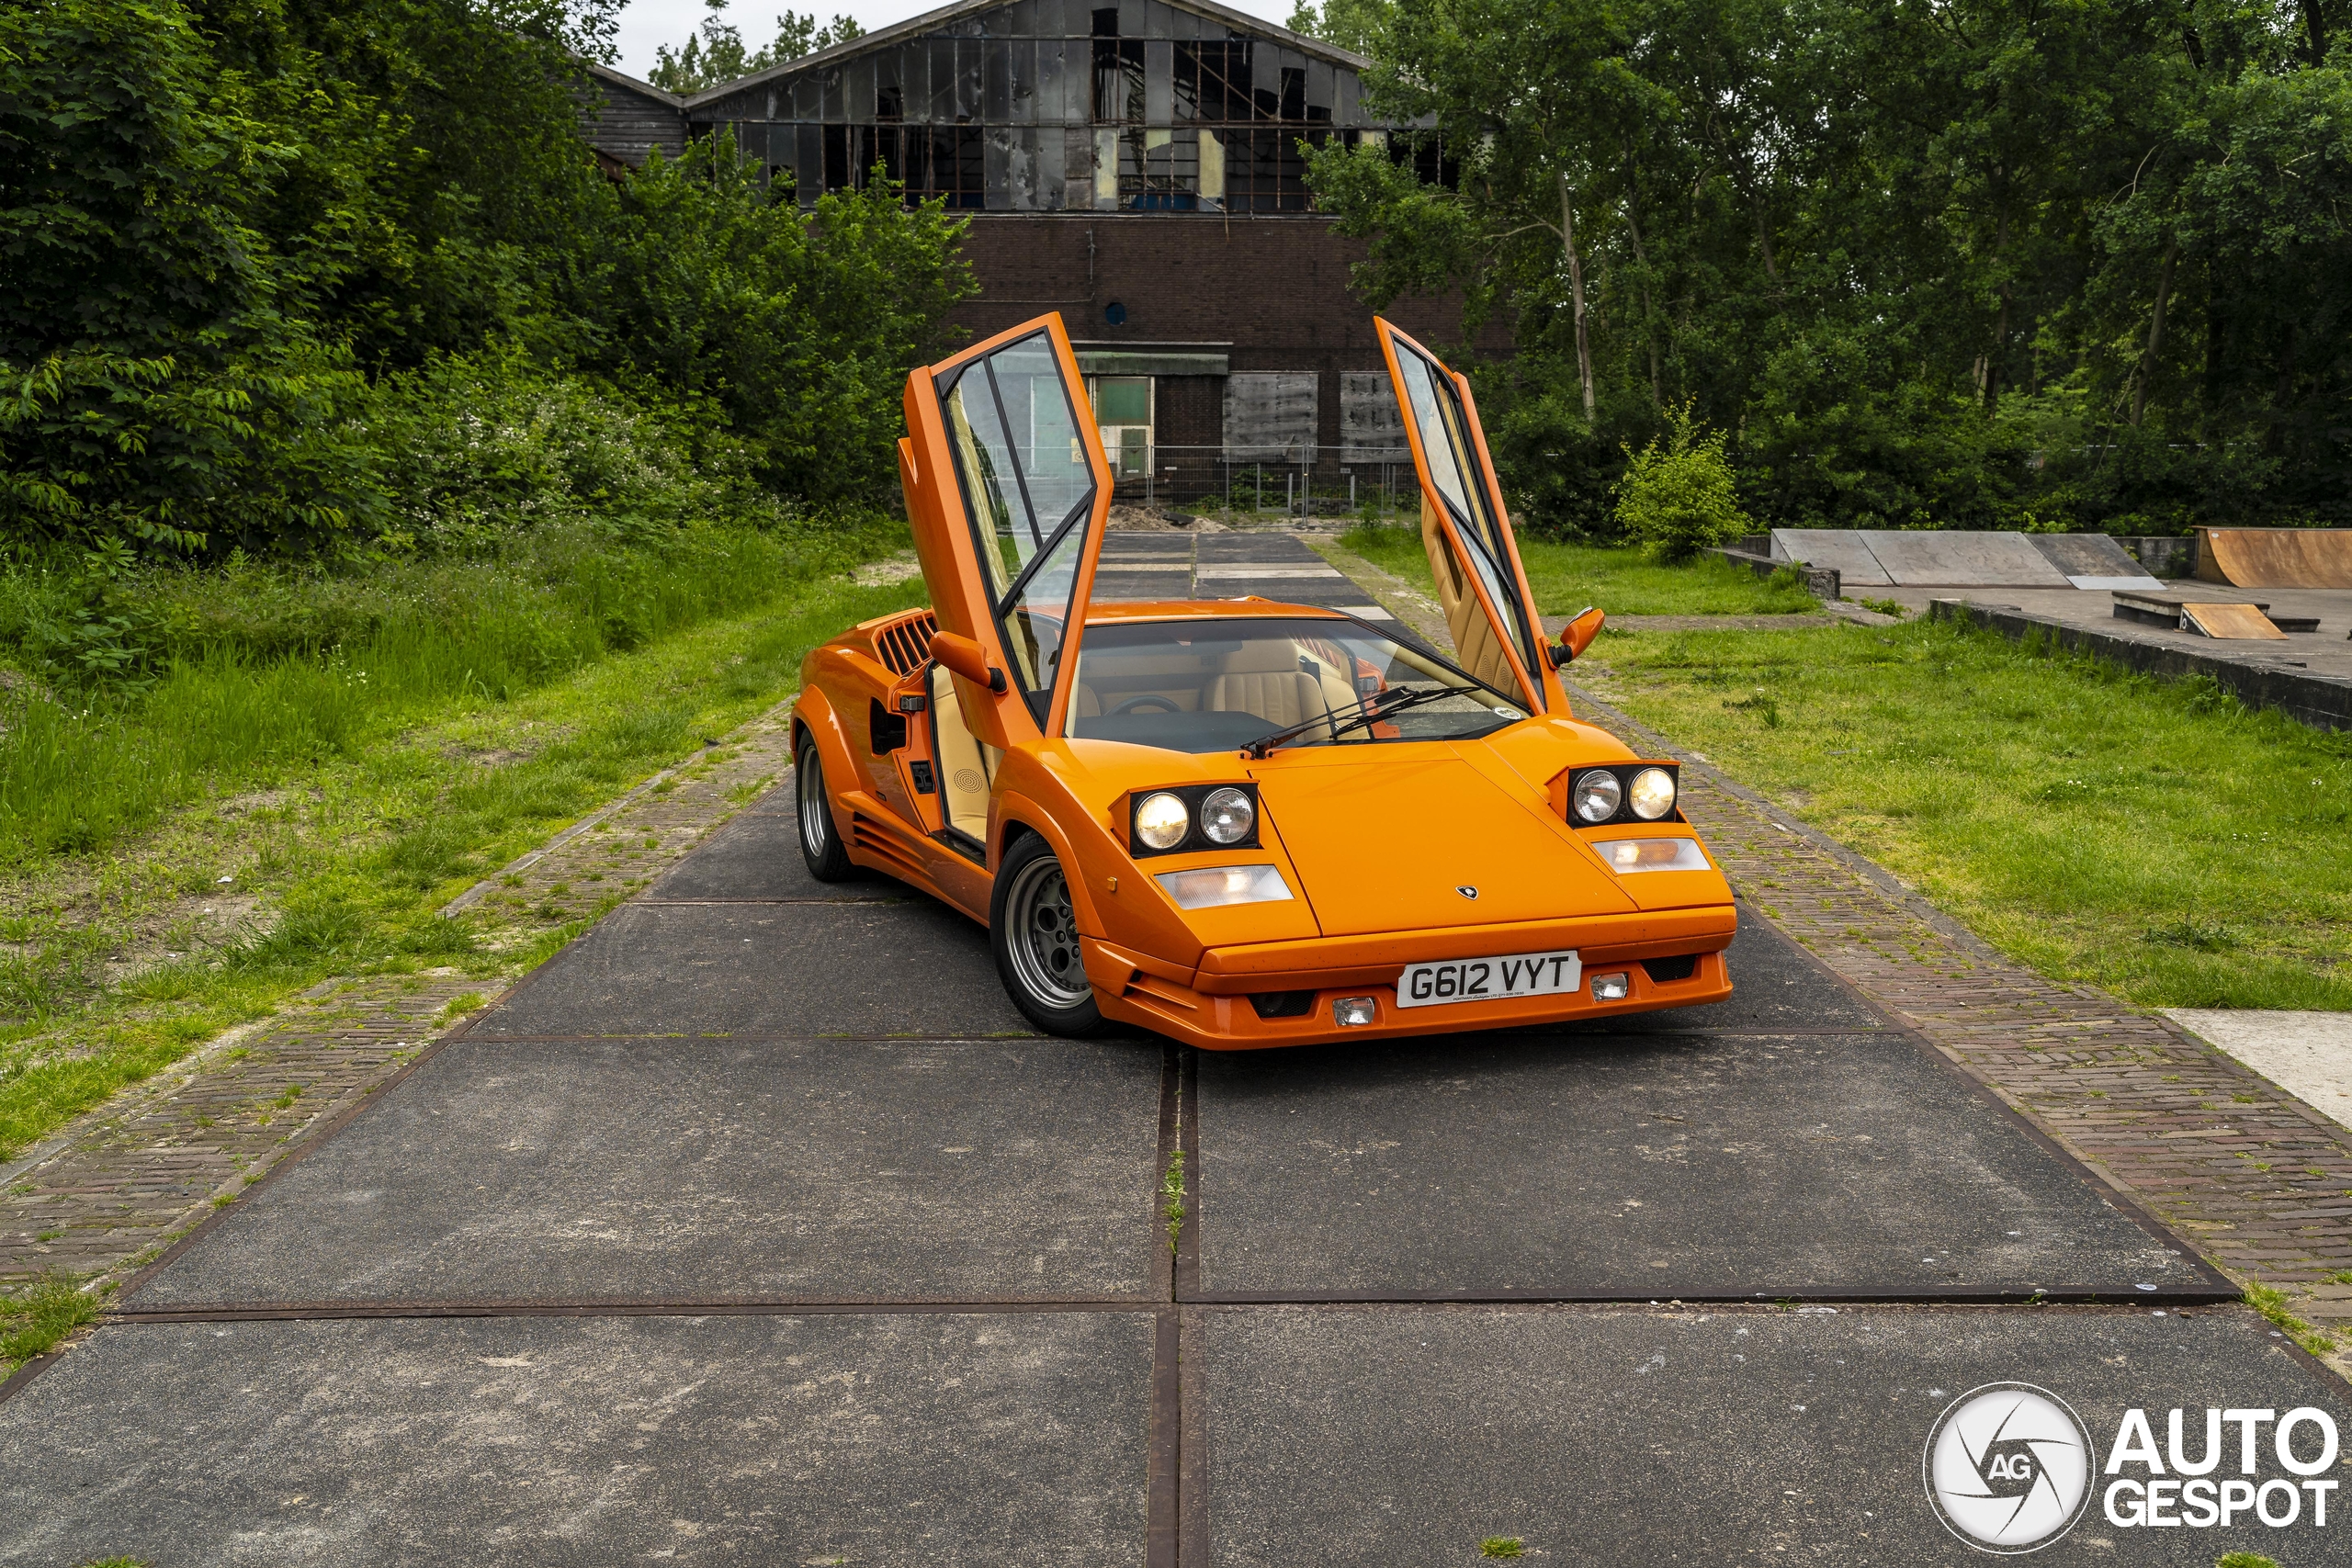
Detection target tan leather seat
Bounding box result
[1208,643,1332,738]
[929,664,997,840]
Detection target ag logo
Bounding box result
[1924,1382,2096,1553]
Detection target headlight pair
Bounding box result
[1130,784,1259,855]
[1562,763,1679,826]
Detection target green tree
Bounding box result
[649,4,865,95]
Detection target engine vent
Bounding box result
[870,611,939,677]
[1248,990,1317,1020]
[1641,954,1701,983]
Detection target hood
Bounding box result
[1251,754,1637,937]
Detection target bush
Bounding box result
[1612,403,1753,559]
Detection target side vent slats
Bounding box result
[869,612,940,677]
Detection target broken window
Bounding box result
[699,0,1423,210]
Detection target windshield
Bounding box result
[1066,617,1527,754]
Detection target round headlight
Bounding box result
[1135,791,1191,851]
[1629,767,1677,821]
[1572,770,1623,823]
[1200,786,1254,845]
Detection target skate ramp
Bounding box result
[1769,530,1891,587]
[2195,527,2352,590]
[1770,530,2160,589]
[2025,532,2164,589]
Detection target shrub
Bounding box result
[1613,403,1754,560]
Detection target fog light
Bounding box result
[1590,972,1630,1000]
[1333,996,1377,1027]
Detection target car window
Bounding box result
[940,332,1097,716]
[1390,344,1542,684]
[1067,617,1525,754]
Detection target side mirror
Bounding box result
[931,631,1007,694]
[1555,605,1605,664]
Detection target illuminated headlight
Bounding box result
[1571,771,1623,823]
[1629,767,1677,820]
[1593,838,1711,874]
[1200,786,1255,846]
[1135,791,1190,851]
[1155,864,1293,910]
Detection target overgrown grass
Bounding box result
[1,1271,101,1371]
[1582,615,2352,1010]
[0,566,928,1157]
[0,519,890,862]
[1336,524,1819,616]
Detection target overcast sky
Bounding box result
[611,0,1301,81]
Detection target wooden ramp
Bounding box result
[2180,601,2290,639]
[2196,526,2352,589]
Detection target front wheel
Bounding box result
[795,729,856,883]
[990,835,1103,1037]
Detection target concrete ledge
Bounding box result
[1713,546,1838,601]
[1929,597,2352,732]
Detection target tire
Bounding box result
[795,729,856,883]
[990,833,1103,1037]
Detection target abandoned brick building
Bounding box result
[581,0,1476,502]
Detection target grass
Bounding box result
[1578,615,2352,1011]
[1336,523,1819,616]
[1478,1538,1526,1559]
[2245,1282,2337,1357]
[0,563,929,1158]
[1162,1148,1187,1252]
[1,1271,102,1371]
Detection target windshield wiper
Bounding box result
[1239,684,1454,760]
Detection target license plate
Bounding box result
[1395,949,1582,1010]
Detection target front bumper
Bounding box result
[1084,905,1736,1050]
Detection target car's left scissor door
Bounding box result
[901,314,1111,749]
[1374,318,1563,714]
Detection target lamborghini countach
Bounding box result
[788,313,1736,1047]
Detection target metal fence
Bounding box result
[1107,443,1419,514]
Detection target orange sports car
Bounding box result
[789,312,1736,1048]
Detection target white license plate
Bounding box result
[1395,949,1582,1010]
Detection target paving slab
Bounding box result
[475,897,1029,1037]
[130,1037,1166,1306]
[2167,1009,2352,1134]
[1193,1029,2204,1299]
[1860,529,2074,588]
[1187,1304,2349,1566]
[641,788,906,901]
[1,1311,1153,1567]
[1771,528,1894,587]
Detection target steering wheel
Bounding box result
[1108,694,1181,716]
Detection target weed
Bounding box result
[2324,1271,2352,1285]
[2143,919,2241,953]
[1,1271,101,1371]
[2217,1553,2282,1568]
[436,991,488,1025]
[2245,1282,2336,1357]
[1724,691,1783,728]
[1859,597,1907,619]
[1162,1149,1187,1252]
[74,1558,150,1568]
[1479,1539,1527,1559]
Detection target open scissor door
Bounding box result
[900,314,1111,750]
[1374,319,1562,713]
